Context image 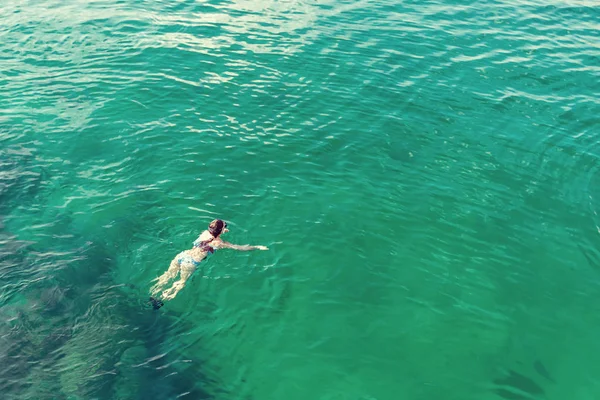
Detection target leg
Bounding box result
[150,258,180,297]
[161,263,195,301]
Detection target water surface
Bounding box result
[1,0,600,399]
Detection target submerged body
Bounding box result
[150,219,267,307]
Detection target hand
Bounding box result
[255,245,269,251]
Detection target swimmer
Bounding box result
[149,219,268,308]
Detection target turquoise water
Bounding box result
[1,0,599,399]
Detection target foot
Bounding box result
[149,297,164,310]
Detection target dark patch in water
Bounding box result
[0,149,46,215]
[493,370,544,400]
[578,243,600,271]
[130,301,214,400]
[38,285,72,313]
[533,359,555,383]
[1,204,225,400]
[0,301,73,397]
[0,245,212,399]
[494,388,530,400]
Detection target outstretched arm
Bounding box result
[218,241,268,251]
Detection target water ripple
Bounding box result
[2,0,600,399]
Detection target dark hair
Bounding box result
[208,219,226,237]
[194,219,227,250]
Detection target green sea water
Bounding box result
[1,0,600,399]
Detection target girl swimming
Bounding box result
[149,219,268,308]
